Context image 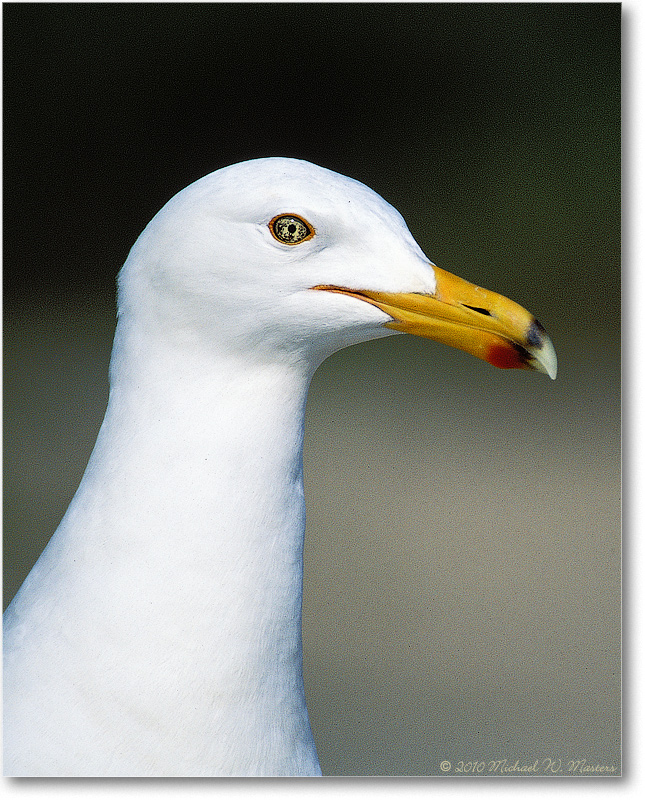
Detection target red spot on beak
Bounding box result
[487,342,526,370]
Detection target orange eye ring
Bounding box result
[269,214,315,245]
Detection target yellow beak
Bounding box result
[313,266,557,379]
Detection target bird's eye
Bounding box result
[269,214,314,245]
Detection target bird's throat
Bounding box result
[6,340,321,775]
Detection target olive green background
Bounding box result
[4,3,620,776]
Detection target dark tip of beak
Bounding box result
[527,318,547,349]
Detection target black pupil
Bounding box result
[274,216,309,243]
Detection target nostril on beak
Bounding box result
[463,304,493,317]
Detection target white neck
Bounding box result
[5,315,322,776]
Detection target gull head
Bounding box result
[118,157,556,378]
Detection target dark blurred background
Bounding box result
[4,3,620,776]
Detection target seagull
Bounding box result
[3,157,556,777]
